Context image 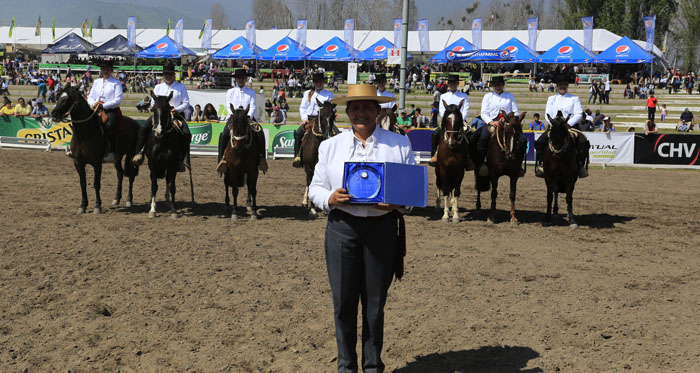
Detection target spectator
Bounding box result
[270,106,287,125]
[203,103,219,121]
[593,109,605,128]
[660,104,667,123]
[13,98,32,117]
[679,108,694,132]
[192,104,205,121]
[644,120,658,135]
[264,99,273,118]
[0,100,13,116]
[646,93,658,121]
[538,79,545,92]
[603,78,611,104]
[547,82,555,92]
[136,96,151,113]
[599,116,615,134]
[429,101,439,128]
[37,79,48,101]
[278,98,290,113]
[414,108,429,128]
[31,99,49,118]
[470,115,485,131]
[407,104,416,120]
[397,110,412,129]
[624,83,633,99]
[0,79,9,95]
[529,113,545,130]
[432,87,441,104]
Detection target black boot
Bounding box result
[292,126,303,168]
[534,149,544,178]
[429,128,441,166]
[132,118,151,165]
[257,130,268,173]
[217,127,229,174]
[477,128,490,176]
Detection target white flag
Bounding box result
[344,19,354,49]
[246,19,256,48]
[296,19,307,50]
[393,18,402,48]
[472,18,482,50]
[174,19,184,48]
[418,19,429,52]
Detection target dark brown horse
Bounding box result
[301,99,336,217]
[50,84,139,214]
[543,111,580,227]
[472,111,527,225]
[377,106,406,135]
[435,100,474,223]
[223,104,261,221]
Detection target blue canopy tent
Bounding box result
[593,36,653,64]
[447,49,513,63]
[537,37,596,64]
[357,37,412,61]
[42,32,95,54]
[258,36,312,61]
[496,37,539,63]
[211,36,263,60]
[91,34,142,56]
[307,36,358,61]
[430,38,476,63]
[136,35,196,58]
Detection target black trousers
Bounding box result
[103,108,119,152]
[648,107,656,121]
[325,210,397,373]
[218,124,266,162]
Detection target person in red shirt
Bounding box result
[646,93,658,121]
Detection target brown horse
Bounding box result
[301,100,336,217]
[223,104,261,221]
[50,84,139,214]
[435,99,474,223]
[543,111,580,228]
[377,106,406,135]
[472,111,527,225]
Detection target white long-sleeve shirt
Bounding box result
[87,77,122,110]
[377,89,396,109]
[309,127,415,217]
[545,93,583,127]
[480,91,519,123]
[151,81,190,113]
[226,84,257,120]
[299,89,335,121]
[439,90,469,121]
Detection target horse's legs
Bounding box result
[231,184,239,221]
[566,187,577,228]
[553,192,559,215]
[112,156,124,206]
[302,186,309,207]
[476,190,481,211]
[247,171,258,220]
[126,173,134,208]
[509,175,518,225]
[167,170,177,218]
[451,192,460,223]
[76,162,88,214]
[544,184,553,227]
[488,176,498,223]
[441,190,451,222]
[93,163,102,214]
[149,174,158,218]
[224,183,230,209]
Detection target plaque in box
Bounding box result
[343,162,427,207]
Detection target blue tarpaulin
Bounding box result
[496,37,539,63]
[91,35,141,56]
[430,38,476,63]
[258,36,312,61]
[537,36,596,63]
[447,49,513,63]
[356,37,412,61]
[593,36,653,64]
[211,36,262,60]
[136,35,196,58]
[42,32,95,54]
[307,36,358,61]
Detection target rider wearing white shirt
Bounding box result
[216,68,268,174]
[374,73,396,109]
[535,74,589,178]
[429,74,469,166]
[86,59,122,158]
[293,72,337,167]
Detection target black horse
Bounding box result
[222,104,261,221]
[50,84,139,214]
[146,91,188,218]
[301,99,336,217]
[543,111,580,227]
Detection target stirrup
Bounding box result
[478,163,489,177]
[132,152,144,165]
[292,156,302,168]
[428,156,437,167]
[259,158,269,174]
[535,164,545,178]
[216,159,227,174]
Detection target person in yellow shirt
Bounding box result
[13,97,32,117]
[0,100,14,116]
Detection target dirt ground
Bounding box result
[1,149,699,372]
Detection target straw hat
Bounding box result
[331,84,395,105]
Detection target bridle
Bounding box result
[229,112,254,150]
[495,116,518,158]
[548,120,570,154]
[443,112,466,146]
[55,92,99,124]
[311,106,333,139]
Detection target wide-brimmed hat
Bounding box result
[162,62,176,73]
[555,74,571,84]
[96,59,114,68]
[375,73,388,82]
[331,84,395,105]
[232,68,247,78]
[447,74,459,82]
[490,75,505,85]
[312,72,325,81]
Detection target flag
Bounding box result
[393,18,402,47]
[296,19,307,50]
[199,19,206,40]
[581,16,593,52]
[418,19,429,52]
[527,17,538,51]
[88,19,92,38]
[245,19,256,47]
[81,19,87,37]
[52,17,55,40]
[127,16,136,47]
[166,18,171,37]
[201,18,212,49]
[35,17,41,36]
[9,16,14,38]
[644,15,656,53]
[344,19,354,49]
[472,18,482,50]
[174,19,184,48]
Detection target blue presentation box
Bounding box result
[343,162,428,207]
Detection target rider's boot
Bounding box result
[292,127,303,168]
[535,152,545,178]
[428,128,440,167]
[132,123,150,165]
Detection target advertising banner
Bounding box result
[634,133,700,166]
[582,16,593,52]
[0,116,73,146]
[527,17,538,52]
[471,18,482,50]
[643,15,656,53]
[587,132,634,164]
[417,19,429,52]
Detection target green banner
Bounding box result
[0,115,73,146]
[189,121,297,152]
[38,64,182,72]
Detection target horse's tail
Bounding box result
[475,173,490,192]
[124,155,139,177]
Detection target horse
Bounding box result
[434,99,474,223]
[543,111,580,228]
[50,84,139,214]
[301,99,336,217]
[145,91,188,218]
[377,105,406,135]
[471,111,527,225]
[223,104,261,221]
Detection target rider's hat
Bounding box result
[331,84,395,105]
[375,73,388,82]
[96,59,114,68]
[490,75,505,85]
[162,61,176,73]
[232,68,247,78]
[447,74,459,82]
[312,72,325,82]
[554,74,571,84]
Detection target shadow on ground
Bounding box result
[394,345,542,373]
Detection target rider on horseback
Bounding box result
[293,72,337,168]
[217,68,268,174]
[84,59,122,161]
[375,73,396,110]
[429,74,468,166]
[133,62,191,172]
[535,74,590,178]
[476,75,527,176]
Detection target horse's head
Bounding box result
[316,98,336,138]
[497,111,526,160]
[227,103,251,150]
[377,104,397,131]
[150,90,174,139]
[546,111,571,148]
[51,83,81,122]
[441,99,465,149]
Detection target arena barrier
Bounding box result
[0,136,51,151]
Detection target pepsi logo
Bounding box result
[374,45,387,53]
[419,24,425,30]
[558,46,573,55]
[128,20,134,26]
[276,44,289,53]
[298,23,304,29]
[528,22,535,28]
[447,52,455,58]
[346,23,351,28]
[231,44,243,52]
[645,20,652,27]
[395,22,400,29]
[505,46,518,54]
[247,23,253,28]
[326,45,339,53]
[500,50,510,58]
[157,43,168,50]
[583,21,591,27]
[616,45,630,54]
[453,46,465,52]
[473,22,479,28]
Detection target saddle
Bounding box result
[95,105,124,132]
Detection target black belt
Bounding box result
[308,115,318,120]
[103,108,119,113]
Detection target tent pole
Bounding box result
[398,0,409,111]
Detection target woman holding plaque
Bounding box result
[309,84,415,373]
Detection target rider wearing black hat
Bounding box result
[429,74,469,166]
[85,58,121,161]
[293,72,336,167]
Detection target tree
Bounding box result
[253,0,294,29]
[674,0,700,71]
[211,3,229,30]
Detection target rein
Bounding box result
[548,127,570,154]
[442,113,466,145]
[67,101,100,124]
[229,117,254,150]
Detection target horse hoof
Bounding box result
[111,199,119,206]
[442,217,449,223]
[126,201,132,208]
[308,212,317,219]
[149,212,156,218]
[487,217,495,224]
[542,221,550,227]
[451,217,459,223]
[231,214,238,222]
[251,214,258,221]
[77,208,85,214]
[510,220,519,227]
[247,207,253,213]
[93,208,101,214]
[171,213,178,219]
[570,223,578,230]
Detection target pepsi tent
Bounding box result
[258,36,312,61]
[136,35,196,58]
[537,36,596,64]
[356,37,412,61]
[496,37,539,63]
[211,36,263,60]
[307,36,358,61]
[42,32,95,54]
[593,36,652,64]
[91,34,142,56]
[446,49,513,63]
[430,38,476,63]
